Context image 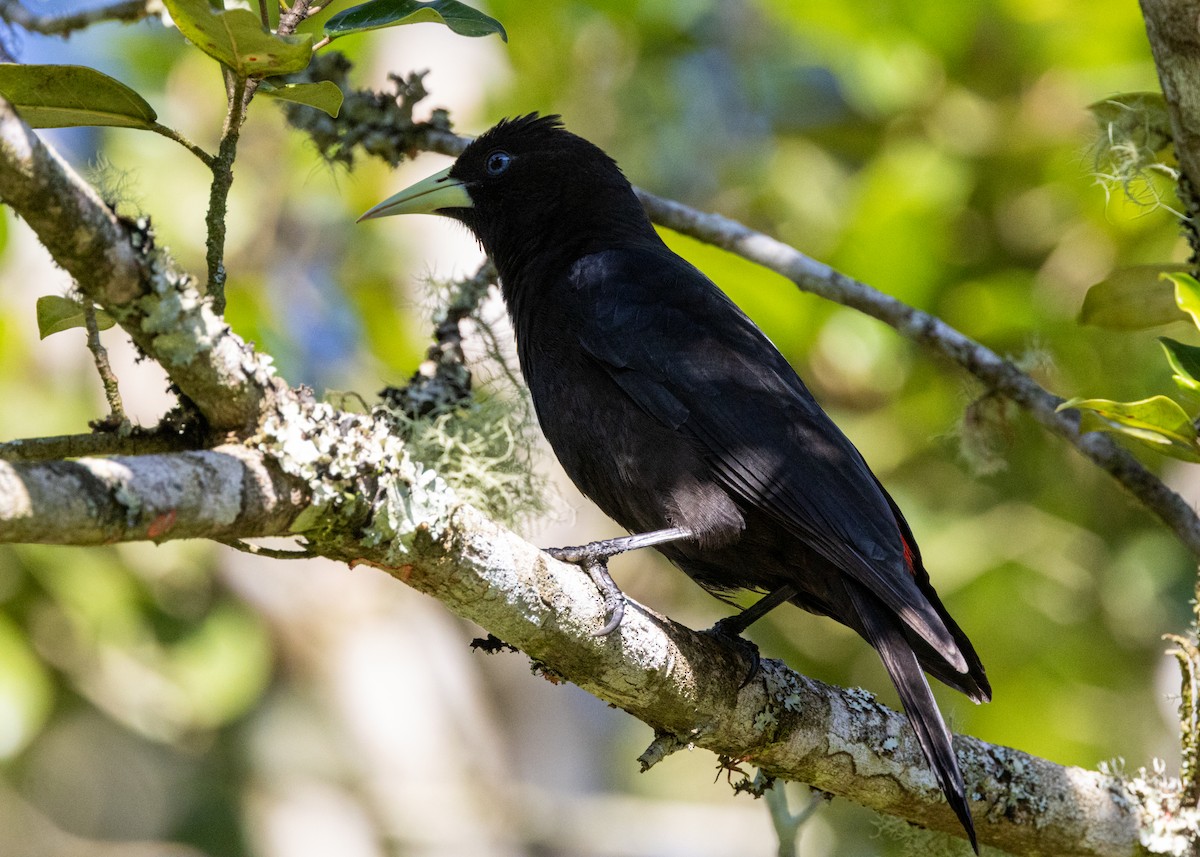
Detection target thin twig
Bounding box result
[0,429,197,461]
[219,538,316,559]
[765,784,822,857]
[1165,632,1200,803]
[204,73,248,314]
[150,123,215,168]
[0,0,159,36]
[83,303,127,428]
[200,0,317,315]
[256,0,269,28]
[276,0,315,34]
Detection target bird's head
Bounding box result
[360,114,655,277]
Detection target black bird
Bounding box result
[361,114,990,850]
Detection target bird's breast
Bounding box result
[516,324,741,544]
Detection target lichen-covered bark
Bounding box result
[325,502,1144,857]
[0,444,304,543]
[0,421,1160,854]
[0,98,143,303]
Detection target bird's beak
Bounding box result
[357,166,473,222]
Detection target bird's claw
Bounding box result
[704,618,762,688]
[545,544,585,563]
[546,544,626,636]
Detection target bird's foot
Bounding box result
[546,528,696,636]
[546,543,626,635]
[703,617,762,688]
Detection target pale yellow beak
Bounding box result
[357,166,473,222]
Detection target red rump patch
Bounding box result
[901,534,915,573]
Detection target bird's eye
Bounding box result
[485,150,513,176]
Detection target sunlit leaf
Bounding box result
[1166,272,1200,331]
[162,0,312,78]
[1160,337,1200,393]
[0,64,157,129]
[36,295,116,340]
[258,80,343,117]
[1078,265,1186,329]
[1059,395,1200,462]
[324,0,507,42]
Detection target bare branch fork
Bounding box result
[0,34,1194,851]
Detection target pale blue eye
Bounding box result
[485,150,512,176]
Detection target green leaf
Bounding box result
[1078,265,1186,329]
[36,295,116,340]
[1166,272,1200,331]
[324,0,507,42]
[1059,395,1200,462]
[1160,337,1200,393]
[257,80,343,117]
[162,0,312,78]
[0,64,157,129]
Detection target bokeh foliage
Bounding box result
[0,0,1195,854]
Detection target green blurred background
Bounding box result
[0,0,1194,853]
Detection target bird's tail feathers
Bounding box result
[907,632,990,703]
[870,474,990,701]
[905,604,991,703]
[849,586,979,854]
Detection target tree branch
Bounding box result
[1140,0,1200,245]
[0,444,304,543]
[0,428,1153,854]
[355,502,1148,857]
[0,99,144,304]
[0,427,206,462]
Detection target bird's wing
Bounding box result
[569,247,963,665]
